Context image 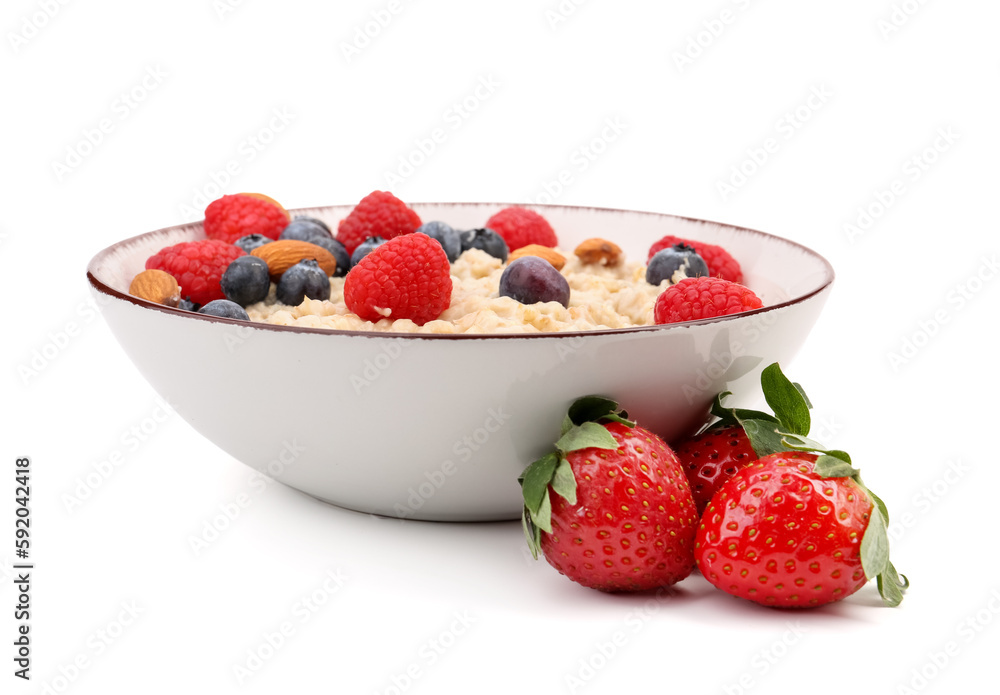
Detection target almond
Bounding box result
[507,244,566,270]
[240,192,290,221]
[574,238,623,267]
[252,239,338,278]
[129,269,181,307]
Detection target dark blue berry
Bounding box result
[276,259,331,306]
[646,244,709,286]
[178,298,200,312]
[351,236,387,267]
[417,221,462,263]
[499,256,570,308]
[307,236,350,277]
[280,217,333,242]
[234,234,273,254]
[220,256,271,307]
[198,299,250,320]
[294,215,331,234]
[460,227,508,262]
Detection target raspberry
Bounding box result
[336,191,422,255]
[647,235,742,283]
[653,277,763,325]
[484,207,557,252]
[343,233,452,326]
[204,193,290,244]
[145,239,246,306]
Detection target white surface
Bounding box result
[2,1,998,693]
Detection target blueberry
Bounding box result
[499,256,570,308]
[294,215,331,234]
[646,244,709,286]
[276,259,331,306]
[198,299,250,321]
[351,236,387,267]
[220,256,271,307]
[234,234,273,254]
[178,298,200,312]
[280,217,333,242]
[417,221,462,263]
[460,227,508,262]
[307,236,351,277]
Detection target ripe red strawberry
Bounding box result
[484,206,558,252]
[343,232,452,326]
[690,364,907,608]
[675,425,756,514]
[674,363,814,514]
[145,239,246,306]
[696,452,878,608]
[654,276,762,325]
[203,193,290,244]
[336,190,422,255]
[648,235,742,283]
[520,397,698,592]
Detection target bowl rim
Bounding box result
[86,201,835,341]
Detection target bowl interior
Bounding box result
[89,202,833,334]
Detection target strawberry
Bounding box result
[519,397,699,592]
[674,363,814,514]
[689,363,908,608]
[695,450,907,608]
[675,425,756,514]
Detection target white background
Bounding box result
[2,0,998,693]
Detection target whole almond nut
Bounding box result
[129,269,181,307]
[507,244,566,270]
[240,192,291,222]
[574,238,623,267]
[252,239,338,278]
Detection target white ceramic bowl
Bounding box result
[87,203,834,521]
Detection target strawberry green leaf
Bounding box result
[814,454,860,479]
[551,456,577,505]
[520,452,558,517]
[860,499,890,581]
[531,488,553,533]
[564,396,634,429]
[560,414,573,436]
[877,562,907,607]
[821,449,852,465]
[709,391,738,427]
[865,486,891,526]
[793,382,813,409]
[740,419,790,458]
[521,509,540,559]
[777,432,835,455]
[842,472,905,606]
[709,391,775,430]
[761,363,811,436]
[556,422,618,454]
[603,412,636,427]
[567,396,620,426]
[733,409,780,425]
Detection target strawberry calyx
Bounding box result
[708,362,812,454]
[519,396,634,559]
